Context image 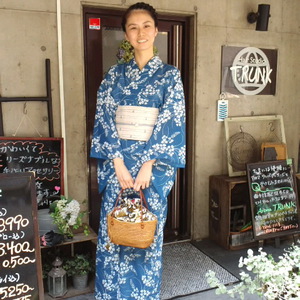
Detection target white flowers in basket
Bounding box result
[206,244,300,300]
[50,196,89,237]
[57,198,80,225]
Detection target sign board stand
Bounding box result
[247,160,300,245]
[0,172,43,300]
[258,237,281,248]
[258,234,300,249]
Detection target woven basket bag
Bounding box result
[107,189,157,249]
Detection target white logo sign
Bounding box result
[230,47,273,95]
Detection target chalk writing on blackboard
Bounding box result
[247,160,300,239]
[0,138,64,208]
[0,173,43,300]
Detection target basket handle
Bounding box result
[113,189,148,207]
[111,189,150,223]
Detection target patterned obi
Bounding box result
[116,105,159,141]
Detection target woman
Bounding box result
[90,2,186,299]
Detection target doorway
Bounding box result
[83,6,193,243]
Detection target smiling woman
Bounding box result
[90,2,186,300]
[124,11,158,65]
[122,2,158,70]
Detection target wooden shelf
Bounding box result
[41,226,97,249]
[209,175,257,250]
[44,278,94,299]
[41,227,97,299]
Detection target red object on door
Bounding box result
[89,18,101,30]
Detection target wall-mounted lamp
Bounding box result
[247,4,271,31]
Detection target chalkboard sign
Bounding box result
[0,137,64,208]
[0,172,43,300]
[247,160,300,240]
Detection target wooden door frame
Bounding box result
[83,5,195,241]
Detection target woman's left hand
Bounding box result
[133,160,155,191]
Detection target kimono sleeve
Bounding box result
[141,67,186,168]
[90,66,124,161]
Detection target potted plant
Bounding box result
[206,244,300,299]
[63,253,95,290]
[49,196,89,238]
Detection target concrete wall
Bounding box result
[1,0,299,239]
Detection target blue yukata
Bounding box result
[90,56,186,300]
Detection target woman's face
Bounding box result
[125,10,158,54]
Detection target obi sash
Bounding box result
[116,105,159,141]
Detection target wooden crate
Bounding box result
[209,175,257,250]
[230,231,255,248]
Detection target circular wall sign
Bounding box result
[230,47,272,95]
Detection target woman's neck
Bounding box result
[134,50,154,70]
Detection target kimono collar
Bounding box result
[127,56,163,78]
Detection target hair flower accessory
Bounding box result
[49,196,89,237]
[116,39,159,64]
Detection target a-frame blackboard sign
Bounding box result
[0,172,44,299]
[247,160,300,240]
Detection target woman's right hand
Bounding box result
[113,158,134,189]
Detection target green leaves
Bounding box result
[116,39,159,64]
[206,244,300,299]
[63,253,95,276]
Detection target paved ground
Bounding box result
[69,291,260,299]
[67,285,261,300]
[67,237,294,299]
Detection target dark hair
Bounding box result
[121,2,158,32]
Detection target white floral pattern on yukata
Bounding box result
[90,56,186,300]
